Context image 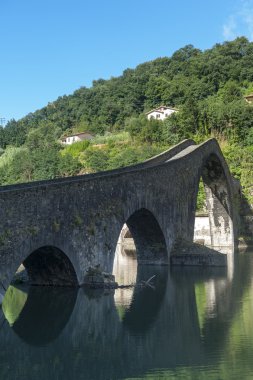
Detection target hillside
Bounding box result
[1,36,253,203]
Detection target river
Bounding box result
[0,247,253,379]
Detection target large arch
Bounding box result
[124,208,168,265]
[198,153,234,248]
[23,246,78,287]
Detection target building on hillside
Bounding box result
[244,94,253,104]
[60,131,94,145]
[146,105,178,121]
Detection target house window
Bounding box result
[156,114,160,119]
[73,137,75,142]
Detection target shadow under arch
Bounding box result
[23,246,78,286]
[11,285,78,346]
[125,208,168,265]
[198,153,234,249]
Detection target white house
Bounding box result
[60,131,94,145]
[244,94,253,104]
[146,105,178,121]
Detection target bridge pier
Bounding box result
[170,241,228,267]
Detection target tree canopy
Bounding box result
[1,36,253,204]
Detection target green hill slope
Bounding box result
[0,36,253,205]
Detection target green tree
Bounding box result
[84,148,109,172]
[58,153,82,177]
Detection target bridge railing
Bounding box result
[0,139,196,193]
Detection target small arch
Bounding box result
[23,246,78,287]
[125,208,168,265]
[113,208,167,292]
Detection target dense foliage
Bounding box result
[1,36,253,204]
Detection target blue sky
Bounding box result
[1,0,253,122]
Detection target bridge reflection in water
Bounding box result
[1,248,253,379]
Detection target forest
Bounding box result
[1,36,253,203]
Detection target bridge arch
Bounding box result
[23,246,79,287]
[197,151,234,248]
[122,208,168,265]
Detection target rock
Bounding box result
[83,266,118,288]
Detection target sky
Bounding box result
[1,0,253,122]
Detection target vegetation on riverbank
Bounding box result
[1,37,253,203]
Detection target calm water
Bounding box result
[1,249,253,380]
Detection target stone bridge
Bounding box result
[0,138,237,297]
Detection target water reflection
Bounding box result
[0,251,253,379]
[3,286,77,346]
[2,285,28,326]
[113,242,137,312]
[123,265,168,334]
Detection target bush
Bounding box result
[84,147,109,172]
[61,140,90,158]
